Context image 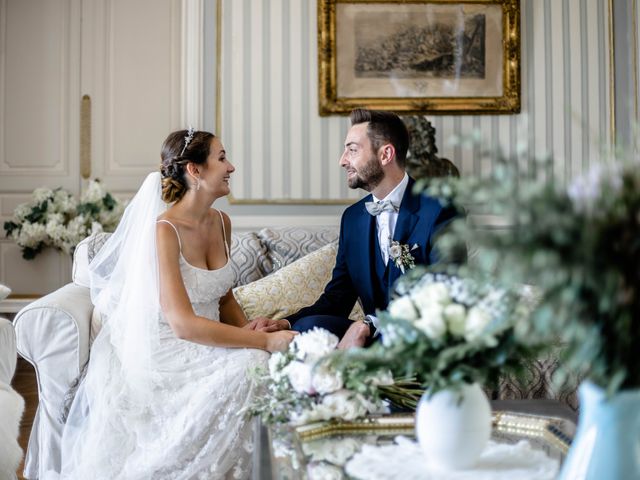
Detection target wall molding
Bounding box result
[182,0,204,127]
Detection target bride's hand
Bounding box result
[245,317,290,332]
[265,330,298,353]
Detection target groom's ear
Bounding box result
[379,143,395,166]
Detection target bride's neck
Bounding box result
[172,191,217,222]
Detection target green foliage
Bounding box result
[419,138,640,394]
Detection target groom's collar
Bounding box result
[371,172,409,206]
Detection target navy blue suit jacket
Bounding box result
[288,177,458,325]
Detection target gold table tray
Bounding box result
[265,411,576,479]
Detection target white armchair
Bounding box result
[14,283,93,479]
[0,317,25,480]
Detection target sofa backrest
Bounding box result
[72,226,340,289]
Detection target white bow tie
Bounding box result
[365,200,398,216]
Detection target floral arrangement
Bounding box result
[4,180,124,259]
[388,241,417,273]
[249,328,412,426]
[332,270,539,395]
[422,136,640,395]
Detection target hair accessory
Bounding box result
[180,126,195,155]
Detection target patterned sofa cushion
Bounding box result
[257,226,340,271]
[495,350,581,410]
[229,232,272,286]
[233,242,365,322]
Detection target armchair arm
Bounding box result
[13,282,93,479]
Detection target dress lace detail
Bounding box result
[56,245,268,480]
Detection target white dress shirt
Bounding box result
[371,173,409,265]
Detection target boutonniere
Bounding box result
[389,241,418,274]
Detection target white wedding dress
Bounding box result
[55,174,269,480]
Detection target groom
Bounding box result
[285,108,460,348]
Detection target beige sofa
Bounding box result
[13,226,577,479]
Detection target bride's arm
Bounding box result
[157,222,284,350]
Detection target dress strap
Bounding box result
[157,219,182,252]
[217,210,230,259]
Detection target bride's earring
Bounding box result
[196,178,201,191]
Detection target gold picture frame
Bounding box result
[318,0,521,115]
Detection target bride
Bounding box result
[54,129,297,479]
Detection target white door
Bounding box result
[0,0,186,295]
[81,0,183,192]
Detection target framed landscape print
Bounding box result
[318,0,521,115]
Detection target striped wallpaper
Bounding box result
[217,0,612,204]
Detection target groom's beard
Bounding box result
[347,155,384,192]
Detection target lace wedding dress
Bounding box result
[53,174,269,480]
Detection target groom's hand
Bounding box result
[337,321,371,350]
[244,317,290,332]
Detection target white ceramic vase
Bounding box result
[416,382,492,470]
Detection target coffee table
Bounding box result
[252,400,577,480]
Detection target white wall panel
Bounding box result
[0,0,81,188]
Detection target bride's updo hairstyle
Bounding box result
[159,129,215,203]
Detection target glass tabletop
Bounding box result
[257,410,576,480]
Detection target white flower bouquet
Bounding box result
[4,180,124,259]
[338,269,539,395]
[249,328,397,426]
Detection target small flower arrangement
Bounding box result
[342,269,539,395]
[388,241,418,273]
[249,328,396,426]
[4,180,124,259]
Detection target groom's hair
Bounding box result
[350,108,409,167]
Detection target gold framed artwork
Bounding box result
[318,0,521,115]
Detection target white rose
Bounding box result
[292,328,339,363]
[322,390,366,421]
[283,361,315,394]
[414,304,447,340]
[388,295,418,321]
[411,282,451,311]
[389,244,402,259]
[311,365,344,394]
[464,306,492,341]
[443,303,467,337]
